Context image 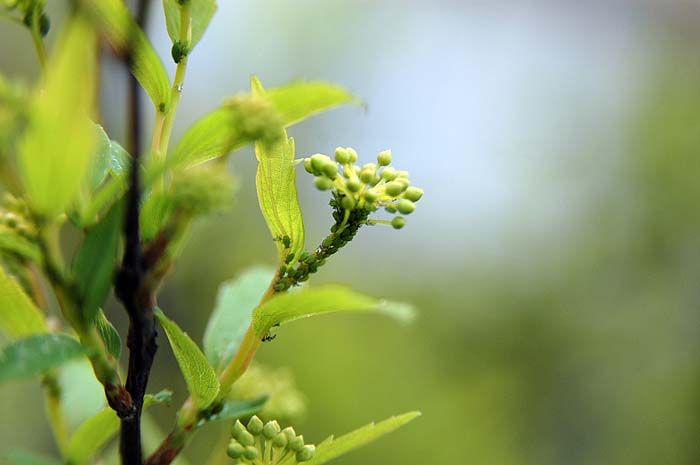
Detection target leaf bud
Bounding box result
[263,420,281,439]
[227,440,245,459]
[384,182,404,197]
[391,216,406,229]
[341,196,355,211]
[404,186,424,202]
[247,415,263,435]
[335,147,350,164]
[296,444,316,462]
[397,199,415,214]
[314,176,333,191]
[346,179,361,192]
[289,434,305,452]
[272,432,288,448]
[347,147,359,163]
[377,149,392,166]
[243,446,258,460]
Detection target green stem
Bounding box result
[43,373,69,456]
[29,9,47,73]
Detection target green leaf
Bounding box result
[169,78,355,169]
[305,412,421,465]
[155,308,220,408]
[65,389,172,465]
[203,267,274,370]
[18,17,97,218]
[144,389,174,407]
[265,80,358,127]
[72,202,122,323]
[59,360,107,430]
[95,310,121,359]
[6,450,61,465]
[207,395,269,423]
[0,334,89,384]
[252,284,415,337]
[0,265,46,338]
[163,0,217,51]
[90,125,129,191]
[81,0,171,110]
[255,135,304,262]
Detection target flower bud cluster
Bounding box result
[303,147,423,230]
[227,416,315,465]
[0,193,36,240]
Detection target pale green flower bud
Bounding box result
[282,427,297,443]
[315,177,333,191]
[381,167,398,181]
[322,161,339,179]
[377,149,392,166]
[384,182,404,197]
[296,444,316,462]
[397,199,415,214]
[272,432,288,448]
[335,147,350,164]
[289,435,305,452]
[237,430,255,447]
[396,170,410,178]
[303,158,313,174]
[359,169,375,184]
[347,147,358,163]
[391,216,406,229]
[346,179,361,192]
[247,415,263,435]
[227,440,245,459]
[341,196,355,211]
[310,154,329,174]
[231,420,246,439]
[262,420,281,439]
[362,163,377,172]
[363,190,379,203]
[404,186,423,202]
[385,203,397,213]
[243,446,258,460]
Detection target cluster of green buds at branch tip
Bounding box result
[0,194,36,240]
[303,147,423,230]
[227,416,315,465]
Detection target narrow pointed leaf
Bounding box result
[163,0,217,51]
[155,309,220,408]
[90,124,129,191]
[305,412,421,465]
[265,80,358,126]
[72,202,122,323]
[0,266,46,338]
[252,284,415,337]
[95,310,121,359]
[207,395,269,423]
[81,0,171,109]
[18,18,97,217]
[0,334,89,384]
[203,267,275,370]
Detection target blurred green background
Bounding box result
[3,1,700,464]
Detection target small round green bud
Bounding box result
[289,435,305,452]
[247,415,263,435]
[362,163,377,172]
[237,430,255,447]
[377,149,392,166]
[262,420,281,439]
[384,182,404,197]
[396,170,410,179]
[385,203,397,213]
[282,427,297,442]
[397,199,415,214]
[359,169,375,184]
[347,147,358,162]
[363,190,379,203]
[391,216,406,229]
[381,167,398,181]
[346,179,361,192]
[227,440,245,459]
[231,420,246,438]
[296,445,316,462]
[315,176,333,191]
[310,154,330,174]
[404,186,424,202]
[243,446,258,460]
[335,147,350,164]
[322,161,339,179]
[341,196,355,211]
[303,158,314,174]
[272,432,288,448]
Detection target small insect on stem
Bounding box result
[261,333,277,343]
